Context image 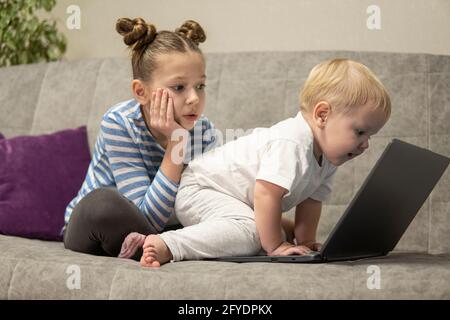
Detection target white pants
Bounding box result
[159,168,262,261]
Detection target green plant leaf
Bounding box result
[5,38,16,50]
[0,0,66,67]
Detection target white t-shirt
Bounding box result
[188,112,337,212]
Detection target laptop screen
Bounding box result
[321,139,449,262]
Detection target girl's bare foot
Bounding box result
[118,232,146,259]
[140,234,173,268]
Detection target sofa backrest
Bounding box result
[0,51,448,254]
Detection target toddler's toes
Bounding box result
[141,253,160,268]
[140,234,171,268]
[150,260,161,268]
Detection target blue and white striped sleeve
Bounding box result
[101,114,178,232]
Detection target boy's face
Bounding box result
[319,103,388,166]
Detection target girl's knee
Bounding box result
[85,187,120,203]
[76,188,127,225]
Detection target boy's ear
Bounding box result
[132,80,150,105]
[313,101,331,128]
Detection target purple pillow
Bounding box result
[0,126,91,241]
[0,133,4,140]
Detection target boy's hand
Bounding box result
[143,88,184,140]
[298,241,323,251]
[268,241,312,256]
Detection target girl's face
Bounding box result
[146,51,206,130]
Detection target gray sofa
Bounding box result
[0,51,449,299]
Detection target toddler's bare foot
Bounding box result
[118,232,146,259]
[140,234,173,268]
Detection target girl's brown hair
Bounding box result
[116,18,206,82]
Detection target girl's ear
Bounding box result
[313,101,331,129]
[132,80,150,105]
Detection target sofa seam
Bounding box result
[107,267,121,300]
[29,63,51,134]
[426,54,431,254]
[216,55,224,120]
[6,259,21,300]
[86,58,105,130]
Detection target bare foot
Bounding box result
[140,234,173,268]
[118,232,146,259]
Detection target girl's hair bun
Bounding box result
[116,17,157,51]
[175,20,206,46]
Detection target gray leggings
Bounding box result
[63,188,180,261]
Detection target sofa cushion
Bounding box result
[1,235,449,299]
[0,126,91,241]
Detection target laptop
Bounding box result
[211,139,450,263]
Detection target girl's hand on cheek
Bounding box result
[146,88,185,139]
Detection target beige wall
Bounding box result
[49,0,450,61]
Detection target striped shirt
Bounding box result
[64,99,218,233]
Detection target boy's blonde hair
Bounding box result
[300,59,391,118]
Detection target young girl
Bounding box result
[63,17,218,260]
